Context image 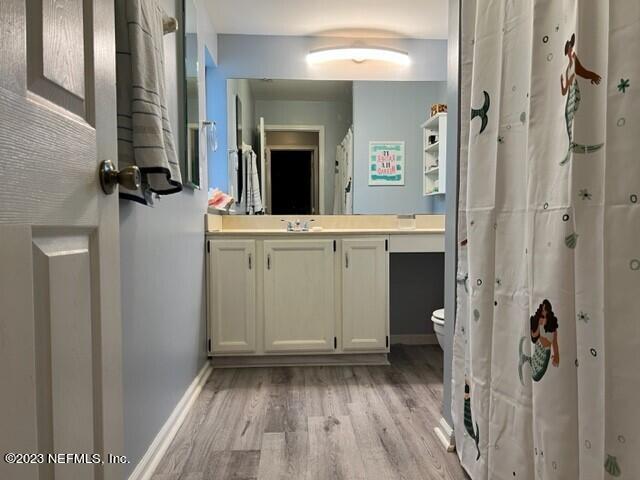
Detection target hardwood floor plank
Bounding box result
[303,367,350,417]
[384,348,446,422]
[257,433,285,479]
[342,367,367,405]
[367,365,430,414]
[230,369,271,450]
[421,346,445,372]
[151,473,203,480]
[198,450,260,480]
[343,366,385,407]
[393,407,468,480]
[307,415,367,480]
[402,345,445,379]
[347,401,423,480]
[257,432,308,480]
[264,368,307,433]
[263,383,287,433]
[224,450,261,479]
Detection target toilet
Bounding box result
[431,308,445,349]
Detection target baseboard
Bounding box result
[128,362,213,480]
[390,334,438,346]
[434,416,456,453]
[211,353,389,368]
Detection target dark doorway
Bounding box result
[270,150,314,215]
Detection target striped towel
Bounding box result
[116,0,182,205]
[242,149,263,214]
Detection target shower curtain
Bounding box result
[452,1,640,479]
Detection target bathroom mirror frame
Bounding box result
[181,0,201,190]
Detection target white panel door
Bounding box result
[0,1,123,479]
[207,240,256,354]
[264,240,335,352]
[342,237,389,351]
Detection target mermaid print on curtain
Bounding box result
[452,1,640,479]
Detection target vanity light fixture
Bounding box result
[306,46,411,66]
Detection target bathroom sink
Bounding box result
[397,214,417,230]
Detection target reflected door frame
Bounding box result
[264,124,325,214]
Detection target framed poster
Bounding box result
[368,141,405,186]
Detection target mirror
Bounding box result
[223,78,447,215]
[182,0,200,188]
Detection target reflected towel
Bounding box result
[242,149,263,214]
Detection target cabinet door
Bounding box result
[264,240,335,352]
[208,240,256,353]
[342,237,389,351]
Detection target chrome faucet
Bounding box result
[281,219,296,231]
[281,218,315,232]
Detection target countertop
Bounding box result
[205,214,446,237]
[205,228,444,236]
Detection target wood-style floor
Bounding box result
[152,345,468,480]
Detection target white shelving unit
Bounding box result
[421,112,447,196]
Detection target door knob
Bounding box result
[99,159,141,194]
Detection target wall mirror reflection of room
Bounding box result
[211,78,447,216]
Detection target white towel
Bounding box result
[116,0,182,205]
[242,149,263,214]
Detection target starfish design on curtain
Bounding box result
[577,311,590,323]
[579,188,593,200]
[617,78,630,93]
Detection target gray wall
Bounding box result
[352,81,447,214]
[255,99,352,213]
[390,254,445,335]
[119,0,216,474]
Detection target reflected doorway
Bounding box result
[268,148,316,214]
[265,128,321,214]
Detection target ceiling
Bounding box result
[204,0,448,39]
[249,79,353,103]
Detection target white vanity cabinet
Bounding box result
[206,235,390,359]
[263,239,336,353]
[207,240,256,353]
[341,237,389,351]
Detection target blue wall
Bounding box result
[205,50,227,192]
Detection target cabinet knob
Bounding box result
[248,253,252,270]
